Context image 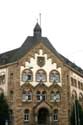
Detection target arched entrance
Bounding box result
[37,108,50,125]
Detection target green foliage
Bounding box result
[70,100,83,125]
[0,93,10,125]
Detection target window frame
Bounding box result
[24,109,30,122]
[36,69,47,82]
[53,110,58,125]
[22,90,32,102]
[22,69,33,82]
[42,91,47,101]
[36,91,42,102]
[0,72,5,85]
[49,70,60,83]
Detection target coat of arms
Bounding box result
[37,56,45,67]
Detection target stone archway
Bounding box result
[37,108,50,125]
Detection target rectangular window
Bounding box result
[24,114,29,121]
[37,94,42,101]
[53,111,58,125]
[27,94,32,101]
[24,111,29,125]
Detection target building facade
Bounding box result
[0,23,83,125]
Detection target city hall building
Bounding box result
[0,23,83,125]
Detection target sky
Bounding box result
[0,0,83,69]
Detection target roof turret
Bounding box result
[33,23,42,37]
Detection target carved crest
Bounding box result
[37,56,45,67]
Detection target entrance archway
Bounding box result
[38,108,50,125]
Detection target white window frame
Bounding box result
[24,110,29,122]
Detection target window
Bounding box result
[36,69,46,82]
[22,90,32,102]
[80,82,83,90]
[71,77,77,87]
[50,91,55,101]
[71,77,74,86]
[50,70,60,83]
[72,90,77,101]
[74,79,77,87]
[79,93,83,102]
[24,109,29,125]
[42,91,47,101]
[53,110,58,125]
[0,74,5,85]
[26,91,32,101]
[22,69,32,82]
[36,91,42,101]
[55,91,61,102]
[78,81,83,90]
[50,91,61,102]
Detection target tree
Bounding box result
[0,93,10,125]
[70,100,83,125]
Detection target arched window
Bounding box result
[22,90,32,102]
[24,109,29,125]
[50,70,60,83]
[53,110,58,125]
[36,91,42,101]
[0,72,5,85]
[79,93,83,102]
[22,69,33,82]
[42,91,47,101]
[72,90,77,101]
[36,69,46,82]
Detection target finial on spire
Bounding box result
[39,13,41,27]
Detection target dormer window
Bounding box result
[50,70,60,83]
[36,69,46,82]
[22,69,33,82]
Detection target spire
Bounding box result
[33,23,42,38]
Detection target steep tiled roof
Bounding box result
[0,23,83,75]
